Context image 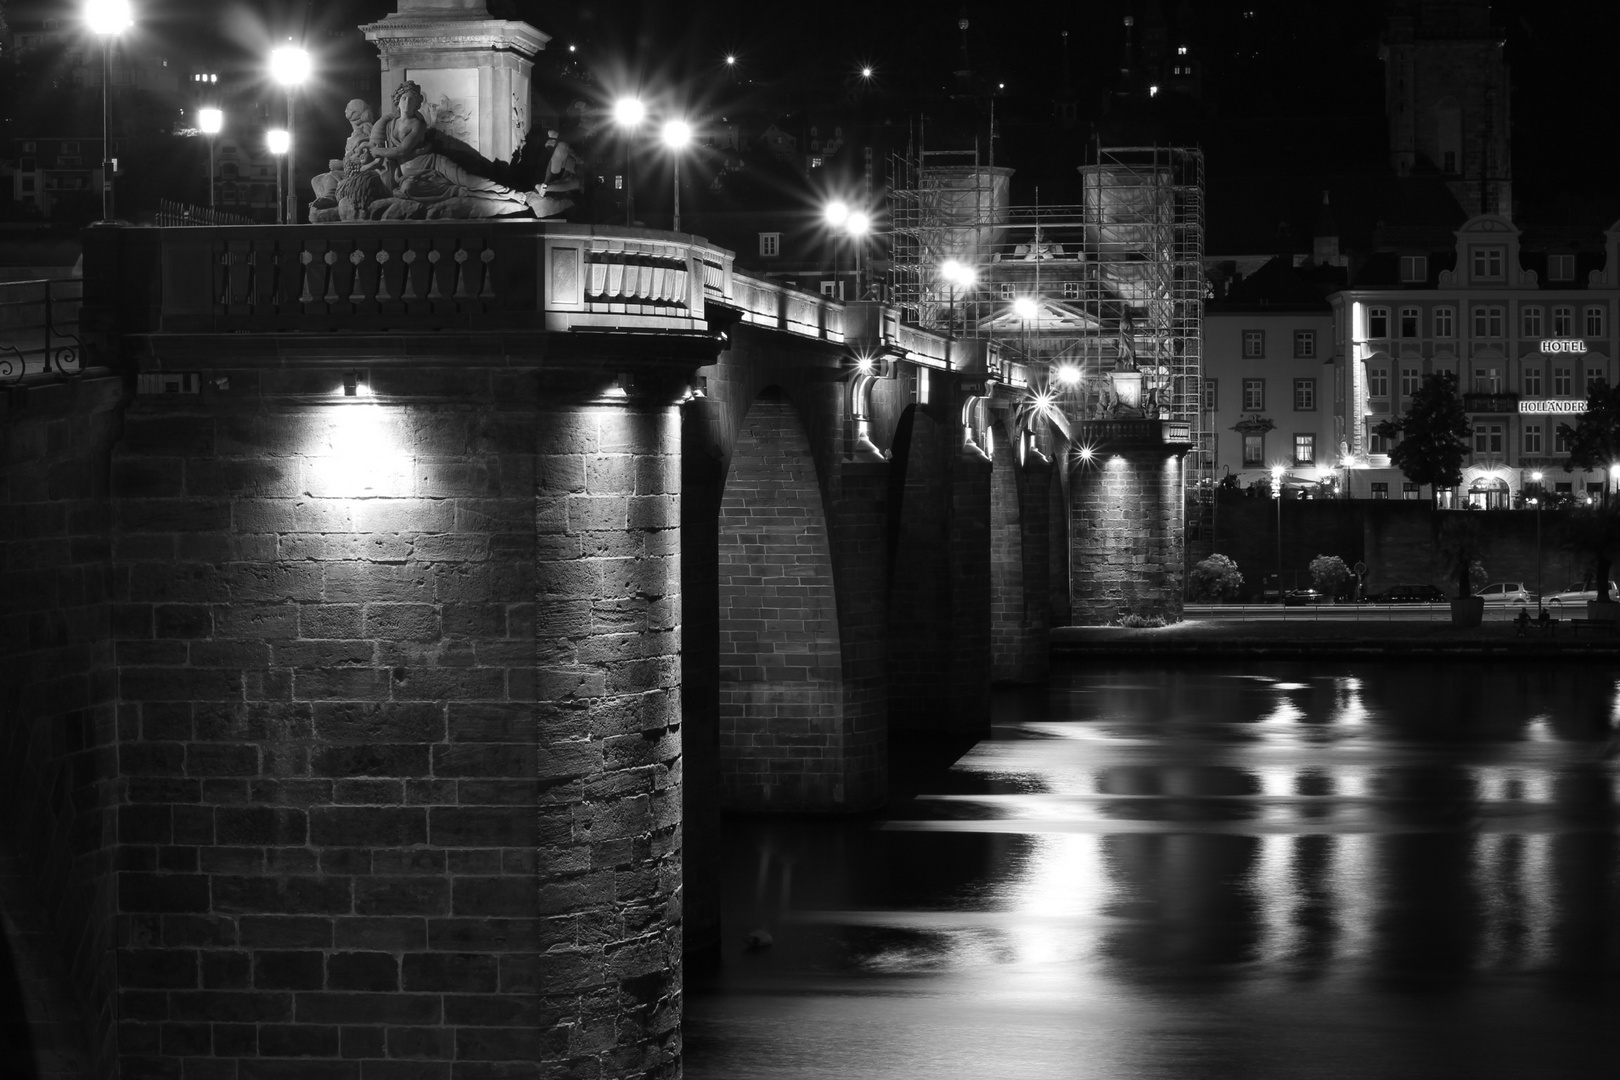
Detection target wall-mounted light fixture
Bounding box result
[341,370,369,397]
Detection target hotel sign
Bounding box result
[1519,399,1589,414]
[1540,338,1588,353]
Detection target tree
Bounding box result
[1188,554,1244,601]
[1373,371,1471,505]
[1308,555,1350,598]
[1438,515,1488,599]
[1561,502,1620,603]
[1558,379,1620,490]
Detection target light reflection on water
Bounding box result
[686,663,1620,1080]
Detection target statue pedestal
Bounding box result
[362,0,550,165]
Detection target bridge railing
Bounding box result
[0,276,84,385]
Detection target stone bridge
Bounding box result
[0,220,1189,1077]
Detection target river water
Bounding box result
[685,661,1620,1079]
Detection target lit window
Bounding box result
[1371,482,1389,499]
[999,282,1015,299]
[1242,433,1264,465]
[1178,46,1188,55]
[1367,307,1389,338]
[1242,378,1265,411]
[1294,434,1315,465]
[1294,378,1315,411]
[759,232,781,257]
[1434,307,1454,338]
[1523,423,1543,455]
[1521,306,1543,338]
[1062,281,1080,299]
[1403,483,1420,499]
[1368,367,1389,398]
[1586,306,1605,337]
[1471,246,1504,279]
[1399,307,1420,337]
[1548,253,1575,281]
[1243,330,1265,358]
[1293,330,1315,358]
[1553,306,1574,336]
[1400,255,1427,282]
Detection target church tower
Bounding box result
[1381,0,1512,217]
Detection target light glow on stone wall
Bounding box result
[310,403,410,498]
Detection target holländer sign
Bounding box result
[1518,399,1589,414]
[1540,338,1589,353]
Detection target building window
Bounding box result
[1293,330,1315,358]
[1553,306,1574,336]
[1400,255,1428,283]
[1474,367,1502,393]
[999,282,1015,299]
[1403,482,1420,499]
[1294,434,1315,465]
[1523,423,1543,455]
[1203,379,1218,411]
[1473,306,1504,338]
[1370,430,1389,454]
[1242,378,1265,411]
[1434,306,1454,338]
[1521,306,1543,338]
[1522,366,1542,396]
[1471,246,1505,279]
[1400,366,1420,398]
[1399,307,1420,337]
[1473,424,1504,454]
[820,280,843,299]
[1368,367,1389,398]
[1242,433,1264,465]
[1588,366,1605,391]
[1586,306,1605,338]
[759,232,781,257]
[1371,482,1390,499]
[1294,378,1316,410]
[1555,428,1571,454]
[1367,307,1389,339]
[1242,330,1265,358]
[1555,366,1573,395]
[1548,253,1576,281]
[1062,281,1080,299]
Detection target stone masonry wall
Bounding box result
[0,372,124,1076]
[1070,447,1187,625]
[988,418,1051,683]
[886,408,951,732]
[108,359,682,1079]
[716,394,845,810]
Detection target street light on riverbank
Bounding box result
[1532,470,1544,614]
[1272,464,1285,603]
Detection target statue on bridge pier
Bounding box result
[309,81,578,222]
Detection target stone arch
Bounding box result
[717,387,847,810]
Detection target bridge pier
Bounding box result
[1069,420,1195,625]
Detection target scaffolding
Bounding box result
[887,143,1213,559]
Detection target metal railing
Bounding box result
[0,277,83,384]
[154,199,257,227]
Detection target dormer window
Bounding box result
[1471,246,1505,280]
[1400,255,1427,283]
[1549,253,1576,281]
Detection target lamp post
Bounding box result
[1532,470,1544,614]
[661,119,692,232]
[824,201,872,300]
[85,0,132,221]
[1272,464,1286,603]
[270,44,311,225]
[199,107,223,210]
[612,97,645,226]
[267,128,289,224]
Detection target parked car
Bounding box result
[1476,582,1536,606]
[1366,583,1448,604]
[1544,581,1620,606]
[1283,588,1326,606]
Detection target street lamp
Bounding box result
[85,0,132,221]
[199,107,223,210]
[661,118,692,232]
[1272,464,1286,603]
[1532,470,1544,614]
[824,200,872,300]
[270,43,311,225]
[612,96,645,225]
[940,259,977,340]
[267,128,289,224]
